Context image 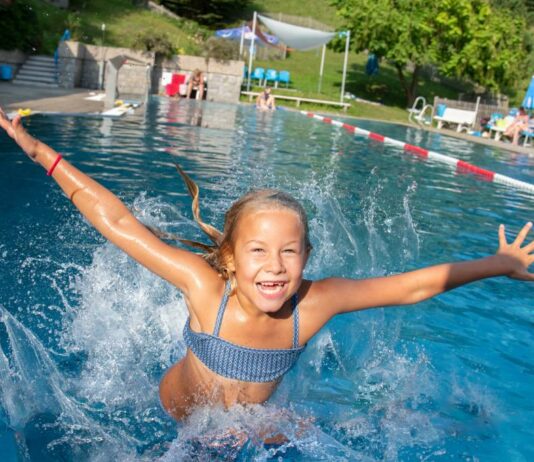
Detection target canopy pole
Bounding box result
[318,44,326,94]
[247,11,257,91]
[340,30,350,103]
[239,23,245,58]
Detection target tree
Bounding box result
[332,0,529,105]
[0,0,42,52]
[158,0,249,27]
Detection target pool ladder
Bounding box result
[408,96,433,126]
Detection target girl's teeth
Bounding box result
[258,282,284,291]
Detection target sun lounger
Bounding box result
[433,107,477,132]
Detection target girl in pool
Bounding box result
[1,108,533,422]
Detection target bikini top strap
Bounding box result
[292,292,300,348]
[213,280,231,336]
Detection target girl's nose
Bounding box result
[266,253,285,273]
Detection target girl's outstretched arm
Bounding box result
[315,222,533,318]
[0,109,218,298]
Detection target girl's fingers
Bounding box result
[512,222,533,247]
[524,240,534,253]
[498,224,507,248]
[12,115,21,129]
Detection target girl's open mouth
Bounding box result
[256,281,287,296]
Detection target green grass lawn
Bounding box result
[250,46,460,122]
[39,0,207,55]
[27,0,485,122]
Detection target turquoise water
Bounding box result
[0,98,533,461]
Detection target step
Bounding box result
[13,75,57,85]
[17,68,56,77]
[22,63,56,71]
[26,56,55,64]
[25,61,55,68]
[17,69,56,79]
[12,81,59,88]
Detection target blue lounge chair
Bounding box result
[521,128,533,146]
[251,67,265,86]
[278,70,290,88]
[265,69,278,87]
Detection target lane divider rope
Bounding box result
[301,111,534,195]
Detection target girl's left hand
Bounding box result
[498,222,534,281]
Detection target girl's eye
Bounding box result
[283,249,296,254]
[252,248,265,253]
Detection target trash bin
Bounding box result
[0,65,13,80]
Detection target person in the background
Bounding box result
[504,106,529,145]
[256,87,276,111]
[186,69,205,100]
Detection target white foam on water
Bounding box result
[158,403,373,461]
[0,160,437,461]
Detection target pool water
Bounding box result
[0,98,533,461]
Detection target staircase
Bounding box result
[13,56,58,87]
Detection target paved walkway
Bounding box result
[0,82,104,114]
[421,124,533,155]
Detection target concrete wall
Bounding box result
[58,41,153,96]
[0,50,27,78]
[57,42,244,103]
[160,55,244,103]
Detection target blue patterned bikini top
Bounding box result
[183,281,305,383]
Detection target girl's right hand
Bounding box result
[0,108,39,160]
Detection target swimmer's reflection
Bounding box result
[186,103,203,127]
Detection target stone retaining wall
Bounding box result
[58,41,152,96]
[57,42,244,103]
[159,55,244,103]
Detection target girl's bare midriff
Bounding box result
[159,350,279,420]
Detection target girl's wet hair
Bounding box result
[151,164,312,285]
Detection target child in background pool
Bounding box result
[1,108,533,423]
[256,87,276,111]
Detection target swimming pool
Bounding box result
[0,97,532,461]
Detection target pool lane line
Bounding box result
[301,111,534,195]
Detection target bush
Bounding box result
[202,37,239,63]
[132,31,176,59]
[0,1,43,52]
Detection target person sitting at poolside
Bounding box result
[186,69,205,100]
[504,107,530,145]
[0,107,533,425]
[256,87,276,111]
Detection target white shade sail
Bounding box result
[257,14,335,51]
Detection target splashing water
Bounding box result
[1,99,532,461]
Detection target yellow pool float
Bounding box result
[17,108,32,117]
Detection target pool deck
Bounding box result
[0,81,532,155]
[0,82,104,114]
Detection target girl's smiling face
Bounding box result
[228,207,309,315]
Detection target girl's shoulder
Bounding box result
[296,279,344,343]
[186,275,227,331]
[297,278,340,315]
